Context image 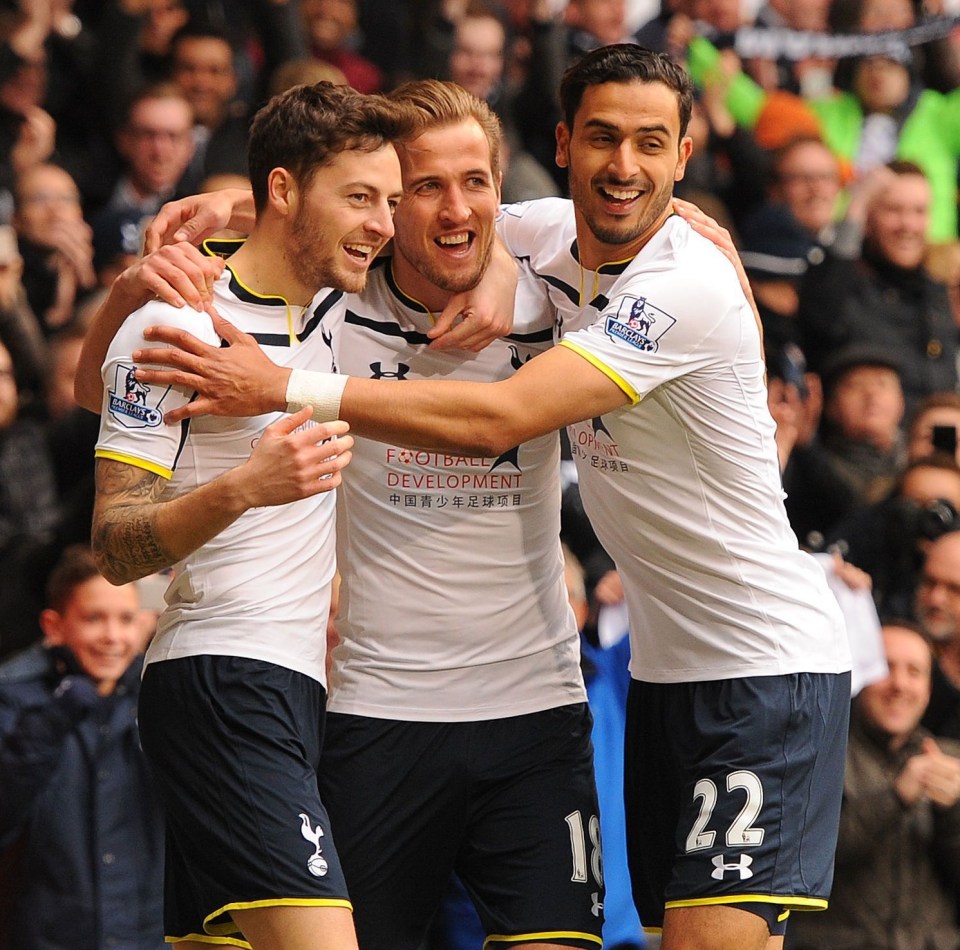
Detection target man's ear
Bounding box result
[40,608,65,646]
[555,122,571,170]
[267,167,299,216]
[674,135,694,183]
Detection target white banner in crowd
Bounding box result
[700,15,960,61]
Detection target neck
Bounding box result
[390,251,453,314]
[575,205,671,271]
[227,225,314,307]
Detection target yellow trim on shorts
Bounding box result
[483,931,603,948]
[167,937,250,948]
[95,449,173,480]
[187,898,354,942]
[665,895,826,912]
[558,340,640,405]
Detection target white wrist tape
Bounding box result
[285,369,349,422]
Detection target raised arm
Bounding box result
[92,411,352,585]
[143,189,518,351]
[75,243,224,411]
[143,188,256,252]
[130,313,630,455]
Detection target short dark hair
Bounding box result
[246,82,415,214]
[559,44,694,138]
[886,159,926,179]
[170,21,235,62]
[46,545,101,613]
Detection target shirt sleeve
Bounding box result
[95,302,220,479]
[559,254,749,403]
[496,197,569,259]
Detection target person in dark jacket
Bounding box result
[787,622,960,950]
[797,160,957,421]
[0,544,163,950]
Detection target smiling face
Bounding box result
[449,15,505,101]
[42,575,145,696]
[867,171,930,270]
[392,119,500,310]
[772,140,841,236]
[289,143,402,295]
[857,625,932,747]
[556,80,691,269]
[120,94,195,195]
[171,36,236,128]
[916,532,960,643]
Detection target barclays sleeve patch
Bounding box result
[106,363,172,428]
[605,296,676,352]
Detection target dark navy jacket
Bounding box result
[0,645,164,950]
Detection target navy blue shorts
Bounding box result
[138,656,351,945]
[624,672,850,937]
[318,704,604,950]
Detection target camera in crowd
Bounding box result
[894,496,960,546]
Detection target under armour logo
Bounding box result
[711,854,753,881]
[370,362,410,380]
[591,892,603,917]
[508,344,532,371]
[299,813,329,877]
[591,417,612,438]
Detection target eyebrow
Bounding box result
[582,118,671,137]
[405,168,492,188]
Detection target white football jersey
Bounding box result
[96,266,342,685]
[328,259,587,720]
[498,199,851,683]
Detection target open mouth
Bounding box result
[344,242,376,265]
[598,185,643,211]
[435,231,475,255]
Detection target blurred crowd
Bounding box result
[1,0,960,947]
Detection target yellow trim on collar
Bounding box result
[388,260,438,324]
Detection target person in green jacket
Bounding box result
[688,36,960,240]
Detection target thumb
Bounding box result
[173,210,219,246]
[266,406,313,438]
[921,736,944,758]
[428,299,462,339]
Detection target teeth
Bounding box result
[605,189,640,201]
[344,243,373,256]
[438,234,469,246]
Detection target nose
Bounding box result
[367,198,395,241]
[439,184,470,225]
[607,140,640,181]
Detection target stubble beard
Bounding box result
[395,226,495,298]
[578,174,674,249]
[291,209,370,295]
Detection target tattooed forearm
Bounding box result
[92,459,173,584]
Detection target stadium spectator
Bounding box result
[786,622,960,950]
[0,544,163,950]
[301,0,383,93]
[797,161,957,419]
[916,530,960,741]
[12,162,95,333]
[783,343,907,549]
